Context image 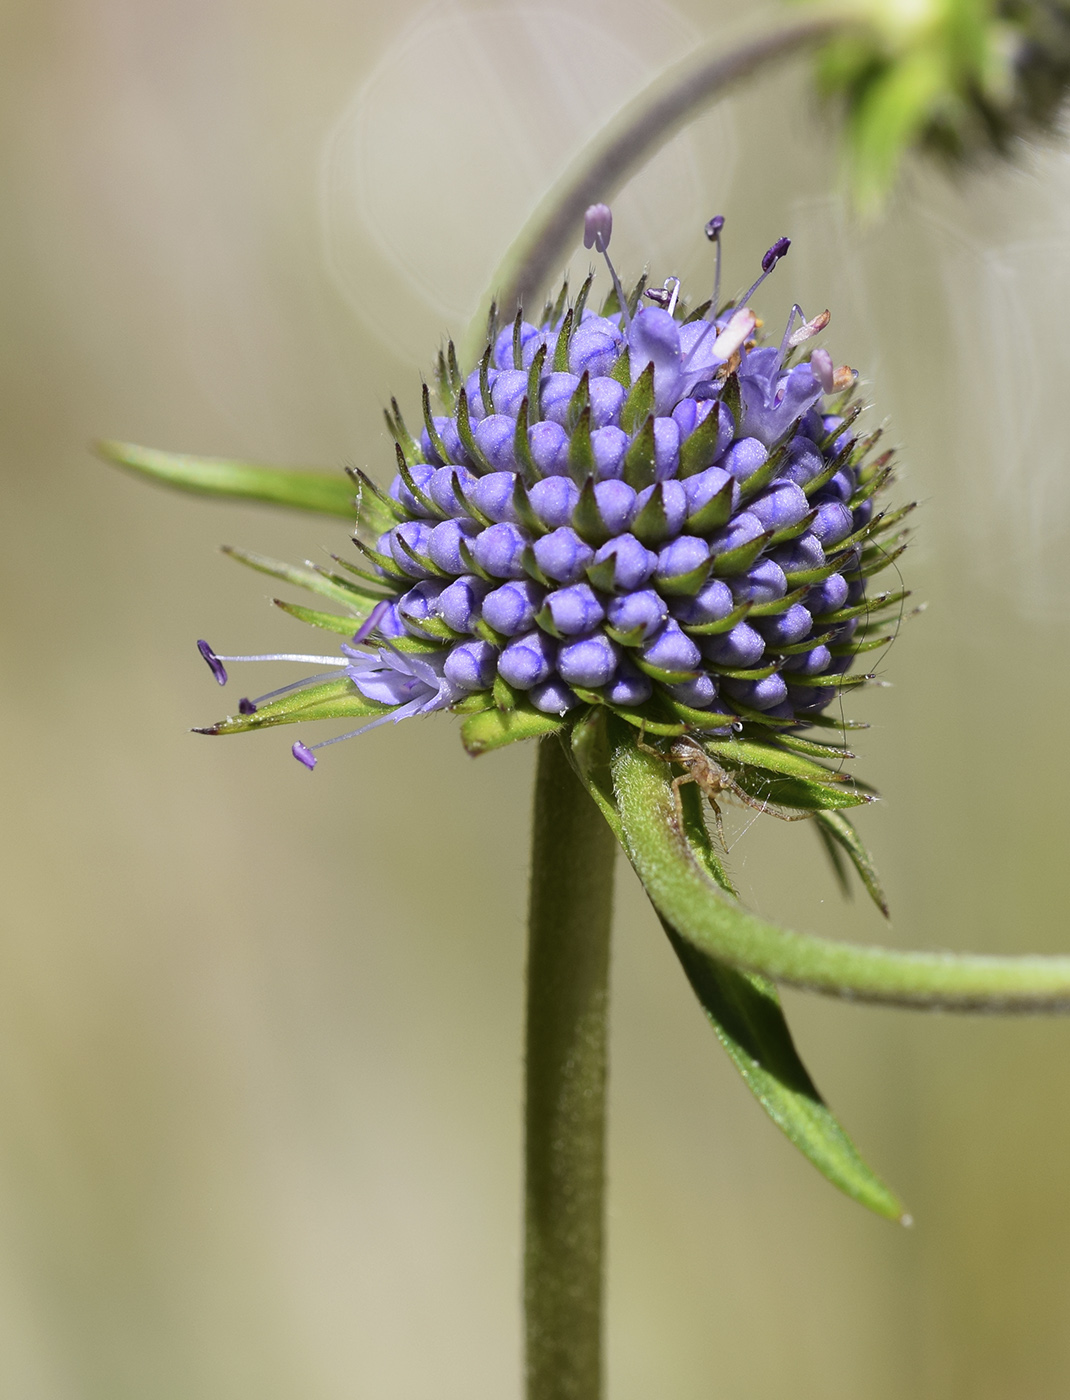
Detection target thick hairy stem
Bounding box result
[525,738,616,1400]
[463,17,842,362]
[614,739,1070,1012]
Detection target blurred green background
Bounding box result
[3,0,1070,1396]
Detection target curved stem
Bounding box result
[525,738,616,1400]
[613,737,1070,1011]
[462,16,843,364]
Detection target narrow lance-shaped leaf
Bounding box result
[96,440,384,523]
[565,713,904,1221]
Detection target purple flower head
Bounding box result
[202,214,903,767]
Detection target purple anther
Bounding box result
[482,578,544,635]
[591,534,657,592]
[470,470,520,523]
[533,527,594,585]
[529,476,580,529]
[588,376,625,429]
[583,203,613,251]
[473,522,529,580]
[498,629,556,689]
[761,236,791,273]
[238,698,257,715]
[292,741,317,770]
[428,517,480,574]
[197,640,228,686]
[558,631,620,687]
[352,598,393,645]
[704,621,765,669]
[704,215,725,241]
[443,639,498,691]
[529,420,571,477]
[543,583,605,636]
[640,618,701,673]
[606,589,667,641]
[473,417,519,475]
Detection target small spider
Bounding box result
[650,735,814,848]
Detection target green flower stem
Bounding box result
[462,16,843,364]
[612,735,1070,1011]
[525,738,616,1400]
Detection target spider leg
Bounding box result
[671,771,695,825]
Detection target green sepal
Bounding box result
[327,552,397,592]
[708,662,780,682]
[699,735,852,786]
[460,703,565,755]
[220,545,377,612]
[450,690,493,714]
[768,509,819,546]
[421,383,451,465]
[682,299,713,325]
[553,307,575,373]
[455,388,491,474]
[631,482,672,546]
[513,398,540,485]
[679,404,727,479]
[731,770,873,813]
[566,370,590,433]
[681,601,752,636]
[711,530,773,577]
[512,476,547,536]
[623,415,657,489]
[766,731,855,761]
[96,440,367,523]
[568,407,597,485]
[527,344,548,422]
[433,348,452,409]
[621,363,655,435]
[393,532,449,580]
[571,476,610,545]
[511,308,525,371]
[457,537,495,582]
[783,552,851,588]
[396,609,461,643]
[633,655,700,685]
[785,669,872,690]
[657,558,713,597]
[572,272,594,326]
[384,396,422,468]
[492,674,519,710]
[738,425,798,503]
[719,371,742,428]
[663,698,738,731]
[446,341,463,399]
[832,634,892,656]
[850,461,894,509]
[478,348,495,417]
[776,629,835,655]
[803,712,870,732]
[395,444,444,519]
[857,540,908,578]
[272,600,366,637]
[685,477,735,533]
[821,401,862,452]
[817,588,910,626]
[195,676,387,736]
[815,810,890,918]
[346,466,406,532]
[872,500,917,537]
[609,345,630,389]
[802,441,853,500]
[626,272,647,317]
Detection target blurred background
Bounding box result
[3,0,1070,1396]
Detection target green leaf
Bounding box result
[272,600,365,637]
[195,676,388,735]
[95,440,396,529]
[566,711,904,1221]
[730,769,874,813]
[815,809,890,918]
[461,703,565,755]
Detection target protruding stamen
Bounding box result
[292,742,317,770]
[788,309,831,348]
[238,698,257,715]
[353,599,391,645]
[583,203,613,251]
[645,277,681,316]
[208,651,348,666]
[583,203,630,329]
[705,214,725,314]
[778,303,805,362]
[740,234,791,306]
[197,640,227,686]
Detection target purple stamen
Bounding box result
[352,599,392,645]
[582,203,630,329]
[739,235,791,307]
[705,214,725,313]
[778,304,804,363]
[197,639,228,686]
[292,741,317,770]
[238,698,257,715]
